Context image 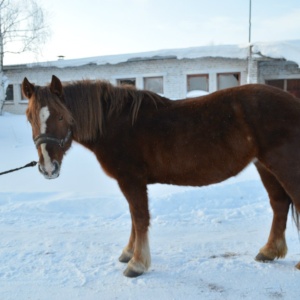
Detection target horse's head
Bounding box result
[22,75,73,179]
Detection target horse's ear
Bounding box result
[50,75,63,97]
[22,77,34,99]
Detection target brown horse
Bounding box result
[22,75,300,277]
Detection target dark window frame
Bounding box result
[5,84,14,101]
[217,72,240,90]
[266,78,300,98]
[143,76,164,94]
[187,74,209,92]
[117,78,136,87]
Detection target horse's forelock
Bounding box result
[27,86,73,128]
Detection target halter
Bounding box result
[34,129,72,149]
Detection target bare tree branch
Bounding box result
[0,0,49,59]
[0,0,50,114]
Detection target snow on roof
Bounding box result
[26,40,300,69]
[252,40,300,66]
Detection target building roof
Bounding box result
[6,40,300,69]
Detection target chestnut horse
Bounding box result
[22,75,300,277]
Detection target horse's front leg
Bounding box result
[119,216,135,263]
[118,178,151,277]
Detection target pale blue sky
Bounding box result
[5,0,300,65]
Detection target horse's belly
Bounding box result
[148,143,255,186]
[144,123,257,187]
[147,158,250,187]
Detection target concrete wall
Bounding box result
[3,54,300,115]
[257,60,300,82]
[2,56,248,114]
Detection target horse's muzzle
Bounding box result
[38,160,60,179]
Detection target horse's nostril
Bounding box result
[38,161,60,179]
[52,161,59,175]
[38,163,44,174]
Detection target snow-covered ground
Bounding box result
[0,113,299,300]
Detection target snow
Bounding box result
[1,113,300,300]
[187,90,209,98]
[252,40,300,67]
[24,40,300,69]
[26,44,248,68]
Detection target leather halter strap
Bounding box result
[34,129,72,149]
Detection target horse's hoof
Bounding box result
[295,262,300,270]
[255,252,274,262]
[123,257,148,277]
[119,254,131,263]
[119,250,133,263]
[123,267,144,278]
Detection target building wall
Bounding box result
[257,60,300,82]
[2,56,248,114]
[4,54,300,115]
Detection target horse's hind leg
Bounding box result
[254,161,291,262]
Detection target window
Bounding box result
[117,78,136,87]
[287,79,300,98]
[265,79,284,90]
[144,76,163,94]
[217,73,240,90]
[5,84,14,101]
[266,79,300,98]
[187,74,209,92]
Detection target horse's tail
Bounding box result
[291,203,300,231]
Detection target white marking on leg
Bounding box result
[128,233,151,273]
[141,234,151,270]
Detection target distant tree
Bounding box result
[0,0,49,115]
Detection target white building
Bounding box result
[2,41,300,114]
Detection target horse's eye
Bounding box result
[58,115,63,121]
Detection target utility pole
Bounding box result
[249,0,252,43]
[247,0,253,83]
